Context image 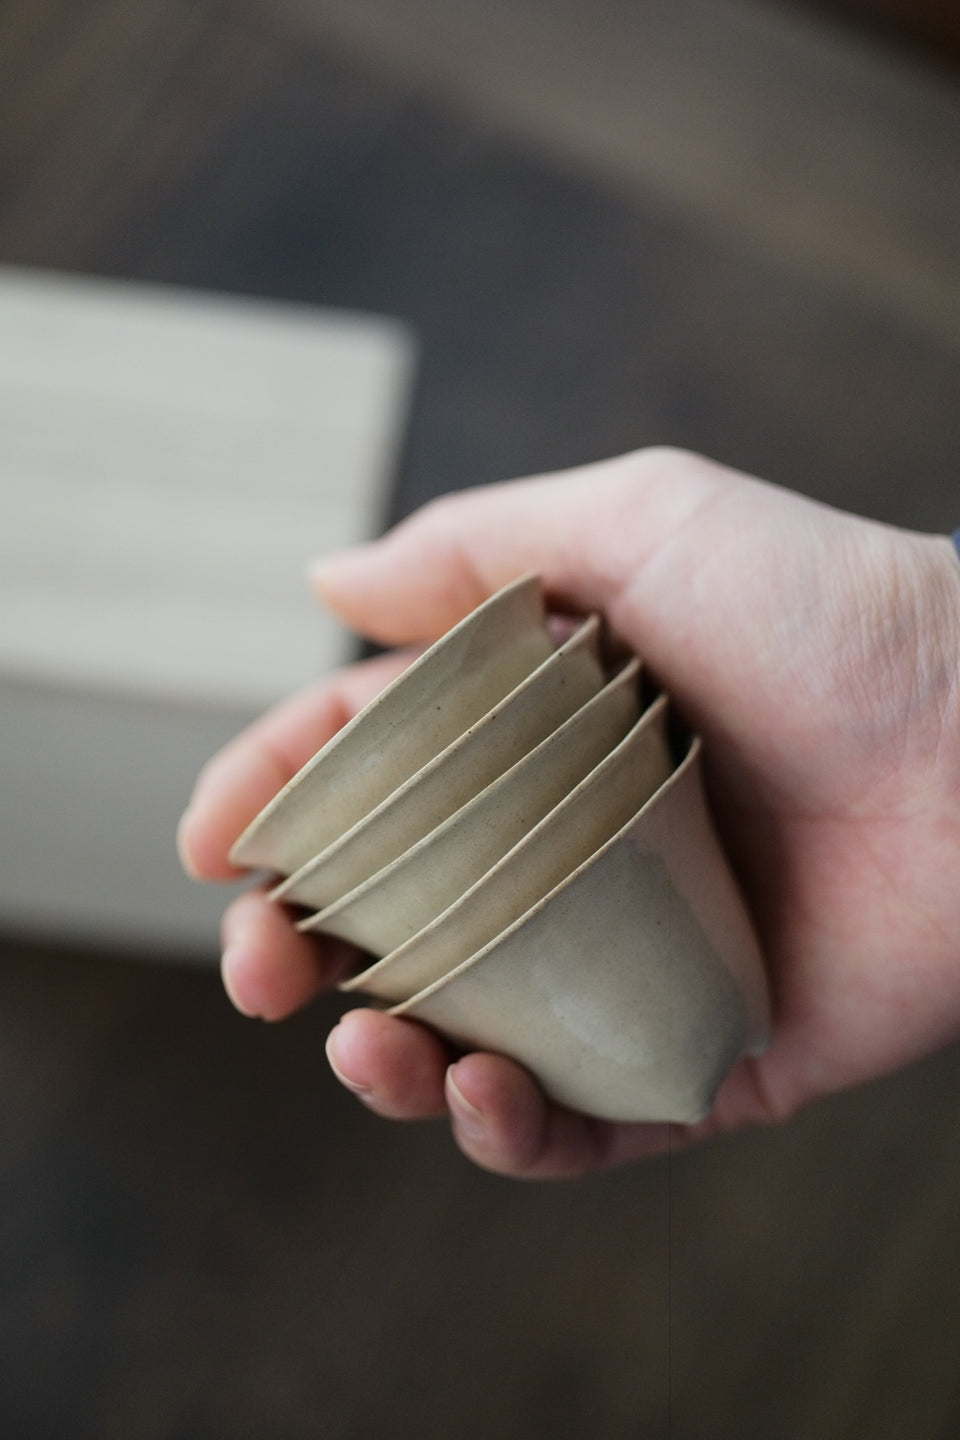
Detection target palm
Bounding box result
[596,468,960,1136]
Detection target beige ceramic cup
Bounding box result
[229,575,770,1124]
[297,658,642,956]
[390,733,769,1124]
[275,615,604,912]
[341,694,674,1004]
[230,573,551,875]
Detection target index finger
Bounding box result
[177,649,416,881]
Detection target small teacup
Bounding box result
[229,575,771,1123]
[230,573,550,875]
[298,659,641,957]
[275,615,604,912]
[390,733,769,1124]
[341,693,674,1003]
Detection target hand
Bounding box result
[178,448,960,1178]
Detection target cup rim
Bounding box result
[299,652,641,935]
[275,612,602,909]
[389,724,696,1017]
[360,704,695,1012]
[229,571,544,868]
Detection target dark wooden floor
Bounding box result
[2,2,960,1436]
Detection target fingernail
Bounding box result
[308,547,370,588]
[306,557,331,591]
[325,1026,373,1097]
[175,807,201,878]
[220,942,262,1019]
[446,1067,486,1140]
[309,539,388,594]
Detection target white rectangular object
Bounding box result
[0,268,416,955]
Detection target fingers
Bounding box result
[178,649,416,880]
[444,1054,683,1178]
[325,1011,686,1178]
[444,1052,607,1179]
[220,887,356,1020]
[325,1008,452,1119]
[309,449,731,648]
[220,919,691,1176]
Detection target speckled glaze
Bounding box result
[341,694,674,1004]
[276,615,604,912]
[391,736,770,1124]
[297,659,641,957]
[230,574,549,875]
[232,575,771,1123]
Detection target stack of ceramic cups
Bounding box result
[231,577,769,1122]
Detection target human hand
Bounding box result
[178,448,960,1177]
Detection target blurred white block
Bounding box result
[0,267,415,956]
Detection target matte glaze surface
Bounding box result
[392,738,769,1123]
[277,615,603,910]
[343,695,674,1002]
[230,574,549,874]
[233,575,771,1122]
[301,660,641,956]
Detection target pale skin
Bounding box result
[177,448,960,1179]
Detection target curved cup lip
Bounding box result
[298,655,641,950]
[339,688,671,998]
[387,723,700,1019]
[385,731,770,1123]
[229,572,546,873]
[274,612,603,911]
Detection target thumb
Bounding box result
[309,449,729,647]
